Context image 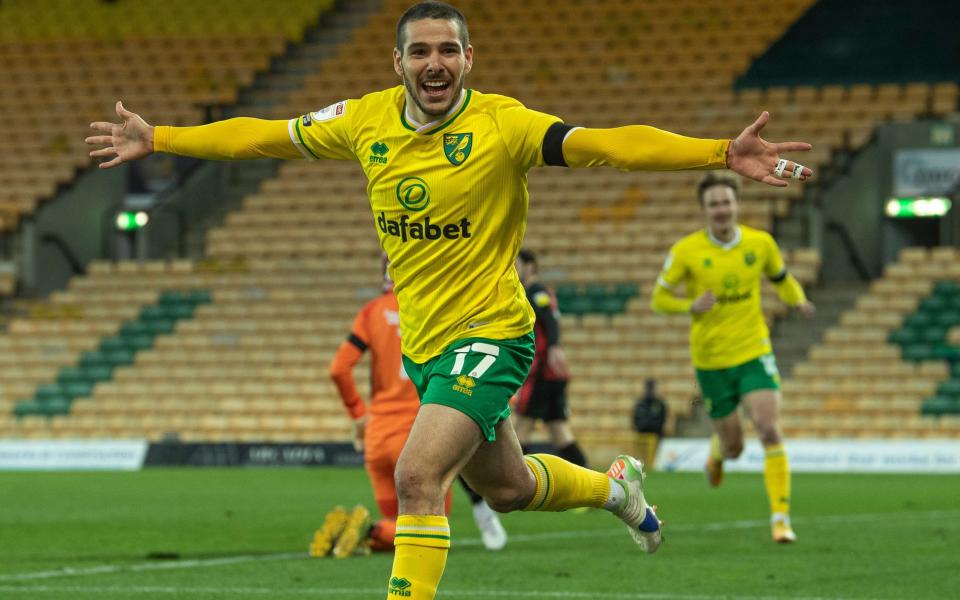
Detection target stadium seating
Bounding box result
[782,247,960,438]
[3,0,958,448]
[0,0,334,231]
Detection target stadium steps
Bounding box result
[182,0,382,257]
[13,290,211,418]
[233,0,384,115]
[773,281,867,377]
[184,161,279,258]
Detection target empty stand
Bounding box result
[0,0,334,231]
[5,0,958,449]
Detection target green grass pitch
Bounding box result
[0,468,956,599]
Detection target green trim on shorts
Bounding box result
[402,333,535,442]
[696,353,781,419]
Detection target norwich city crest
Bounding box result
[744,251,756,266]
[443,132,473,166]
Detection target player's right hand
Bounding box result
[352,415,368,453]
[691,291,716,314]
[86,101,155,169]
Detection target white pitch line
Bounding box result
[0,553,302,582]
[1,509,956,584]
[0,584,884,600]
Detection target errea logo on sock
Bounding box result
[389,577,412,597]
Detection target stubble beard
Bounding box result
[402,70,464,119]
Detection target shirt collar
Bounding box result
[707,226,742,250]
[403,89,467,134]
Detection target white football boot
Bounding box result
[606,455,662,554]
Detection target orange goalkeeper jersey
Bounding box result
[329,290,420,440]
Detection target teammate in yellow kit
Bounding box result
[652,172,814,543]
[87,2,813,596]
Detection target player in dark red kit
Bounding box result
[513,249,588,467]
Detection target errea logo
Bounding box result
[369,141,389,165]
[453,374,476,396]
[389,577,412,597]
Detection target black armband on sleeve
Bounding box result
[542,122,576,167]
[347,333,367,351]
[769,269,788,283]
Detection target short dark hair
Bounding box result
[517,248,537,266]
[396,1,469,54]
[697,172,740,204]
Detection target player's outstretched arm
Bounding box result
[86,101,300,169]
[561,111,812,187]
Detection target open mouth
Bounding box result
[421,80,451,98]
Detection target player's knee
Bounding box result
[394,466,436,504]
[724,440,744,459]
[757,425,781,447]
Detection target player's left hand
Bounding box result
[727,111,813,187]
[547,345,570,379]
[797,301,816,317]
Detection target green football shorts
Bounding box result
[695,353,781,419]
[402,333,535,441]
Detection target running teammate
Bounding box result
[86,3,812,596]
[651,172,814,543]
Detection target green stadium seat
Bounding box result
[888,329,919,345]
[933,345,960,361]
[140,305,167,321]
[902,344,935,361]
[13,400,43,418]
[921,326,946,344]
[904,313,933,328]
[62,382,94,400]
[613,283,640,299]
[936,379,960,397]
[159,291,190,306]
[933,281,959,297]
[79,351,114,370]
[14,398,70,417]
[921,396,960,416]
[145,319,176,335]
[100,337,130,353]
[560,296,592,316]
[106,349,136,366]
[596,296,628,316]
[35,383,65,401]
[935,310,960,326]
[119,322,153,337]
[120,334,155,351]
[584,284,609,301]
[920,296,948,312]
[554,284,578,305]
[188,290,213,305]
[57,366,89,385]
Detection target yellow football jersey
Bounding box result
[288,86,561,363]
[657,225,788,370]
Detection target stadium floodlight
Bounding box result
[115,210,150,231]
[885,197,952,219]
